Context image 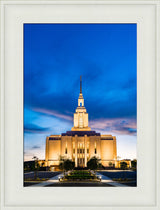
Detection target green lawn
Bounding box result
[62,170,100,181]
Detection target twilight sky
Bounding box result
[24,23,137,161]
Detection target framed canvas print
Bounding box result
[0,0,160,209]
[23,22,137,188]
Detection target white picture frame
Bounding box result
[0,0,160,209]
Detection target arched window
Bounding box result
[80,102,82,107]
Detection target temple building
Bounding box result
[45,77,117,169]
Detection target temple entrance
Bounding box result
[77,142,85,167]
[77,158,85,167]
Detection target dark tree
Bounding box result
[131,159,137,171]
[120,161,128,179]
[59,156,75,175]
[24,161,35,172]
[109,162,113,167]
[64,159,75,171]
[87,156,101,173]
[120,162,128,170]
[41,161,45,167]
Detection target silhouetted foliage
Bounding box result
[131,159,137,171]
[109,162,113,167]
[59,156,75,174]
[41,161,45,167]
[120,162,128,170]
[24,161,35,172]
[32,156,40,179]
[87,156,101,172]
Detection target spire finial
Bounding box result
[80,76,82,93]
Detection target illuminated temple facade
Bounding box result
[45,77,117,168]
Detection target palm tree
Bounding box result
[32,156,39,180]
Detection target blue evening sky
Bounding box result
[24,23,137,161]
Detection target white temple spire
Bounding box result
[71,76,91,131]
[78,76,84,107]
[80,75,82,93]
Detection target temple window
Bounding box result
[87,142,89,153]
[73,142,75,153]
[65,142,67,154]
[95,142,97,154]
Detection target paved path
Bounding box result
[24,172,34,175]
[28,171,128,187]
[96,172,128,187]
[33,173,63,187]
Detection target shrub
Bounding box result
[120,162,128,170]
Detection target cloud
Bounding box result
[90,118,137,136]
[32,108,72,121]
[24,24,136,122]
[32,145,41,149]
[24,123,50,134]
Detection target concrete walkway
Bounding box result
[96,172,128,187]
[33,173,63,187]
[32,171,128,187]
[24,172,34,175]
